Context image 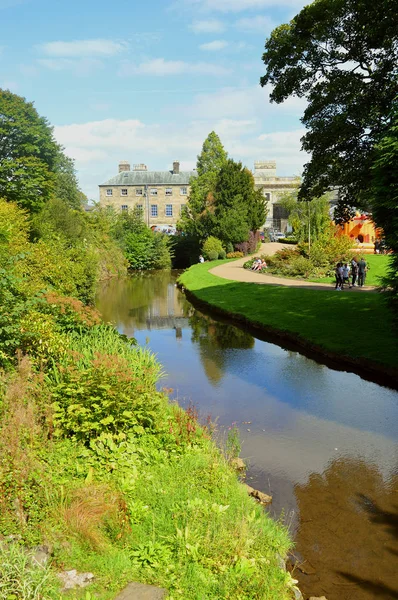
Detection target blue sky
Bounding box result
[0,0,309,200]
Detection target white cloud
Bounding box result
[199,40,228,51]
[185,85,307,120]
[189,19,226,33]
[119,58,231,77]
[37,58,103,76]
[176,0,307,12]
[38,39,127,58]
[235,15,275,32]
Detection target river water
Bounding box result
[96,270,398,600]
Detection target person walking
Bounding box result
[335,263,343,290]
[358,257,367,287]
[351,257,358,287]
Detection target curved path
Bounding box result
[209,243,377,292]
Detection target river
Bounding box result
[96,270,398,600]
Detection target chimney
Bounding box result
[173,160,180,175]
[119,160,130,173]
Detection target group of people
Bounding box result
[335,257,367,290]
[251,257,268,271]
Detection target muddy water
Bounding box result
[96,271,398,600]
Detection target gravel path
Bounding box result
[209,243,376,292]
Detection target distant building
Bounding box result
[99,161,197,228]
[253,161,300,232]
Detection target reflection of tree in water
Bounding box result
[294,456,398,600]
[189,311,254,385]
[97,271,191,331]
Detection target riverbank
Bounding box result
[178,261,398,386]
[0,202,295,600]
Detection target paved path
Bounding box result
[209,243,376,292]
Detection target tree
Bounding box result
[178,131,227,238]
[371,109,398,294]
[0,90,60,212]
[213,159,267,245]
[54,153,84,210]
[260,0,398,213]
[279,188,331,243]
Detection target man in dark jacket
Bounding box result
[358,258,367,287]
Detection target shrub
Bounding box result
[207,251,218,261]
[226,251,244,258]
[235,230,260,255]
[225,242,234,253]
[202,236,224,259]
[219,249,226,259]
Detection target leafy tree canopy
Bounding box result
[260,0,398,212]
[0,89,82,213]
[196,131,228,176]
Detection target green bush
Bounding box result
[219,249,226,259]
[207,251,218,261]
[202,236,224,260]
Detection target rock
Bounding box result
[245,484,272,505]
[292,586,303,600]
[309,597,328,600]
[58,569,94,591]
[276,553,287,571]
[114,582,167,600]
[230,457,246,471]
[32,545,51,567]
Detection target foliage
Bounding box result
[178,131,228,240]
[0,90,59,212]
[226,251,244,258]
[0,543,59,599]
[278,189,332,243]
[260,0,398,213]
[170,234,201,268]
[213,160,266,246]
[235,231,261,256]
[108,208,172,271]
[53,152,84,210]
[202,236,224,259]
[371,108,398,297]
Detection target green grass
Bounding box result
[309,254,391,286]
[179,261,398,370]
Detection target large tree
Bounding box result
[0,90,82,213]
[213,160,267,245]
[178,131,228,239]
[371,109,398,294]
[260,0,398,215]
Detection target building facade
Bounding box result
[253,161,300,232]
[99,161,197,228]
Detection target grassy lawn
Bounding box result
[179,261,398,371]
[309,254,391,286]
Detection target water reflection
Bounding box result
[96,271,398,600]
[294,457,398,600]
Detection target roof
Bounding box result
[100,170,197,186]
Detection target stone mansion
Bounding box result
[99,159,299,231]
[99,161,196,228]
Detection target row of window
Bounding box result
[107,187,187,197]
[120,204,184,217]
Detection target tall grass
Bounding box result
[49,324,164,388]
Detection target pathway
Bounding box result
[209,243,376,292]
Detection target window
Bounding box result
[180,204,186,214]
[121,205,128,212]
[136,188,143,196]
[180,187,187,196]
[150,188,158,196]
[165,204,173,217]
[151,205,158,217]
[165,188,173,196]
[121,188,128,196]
[136,204,143,212]
[106,189,113,196]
